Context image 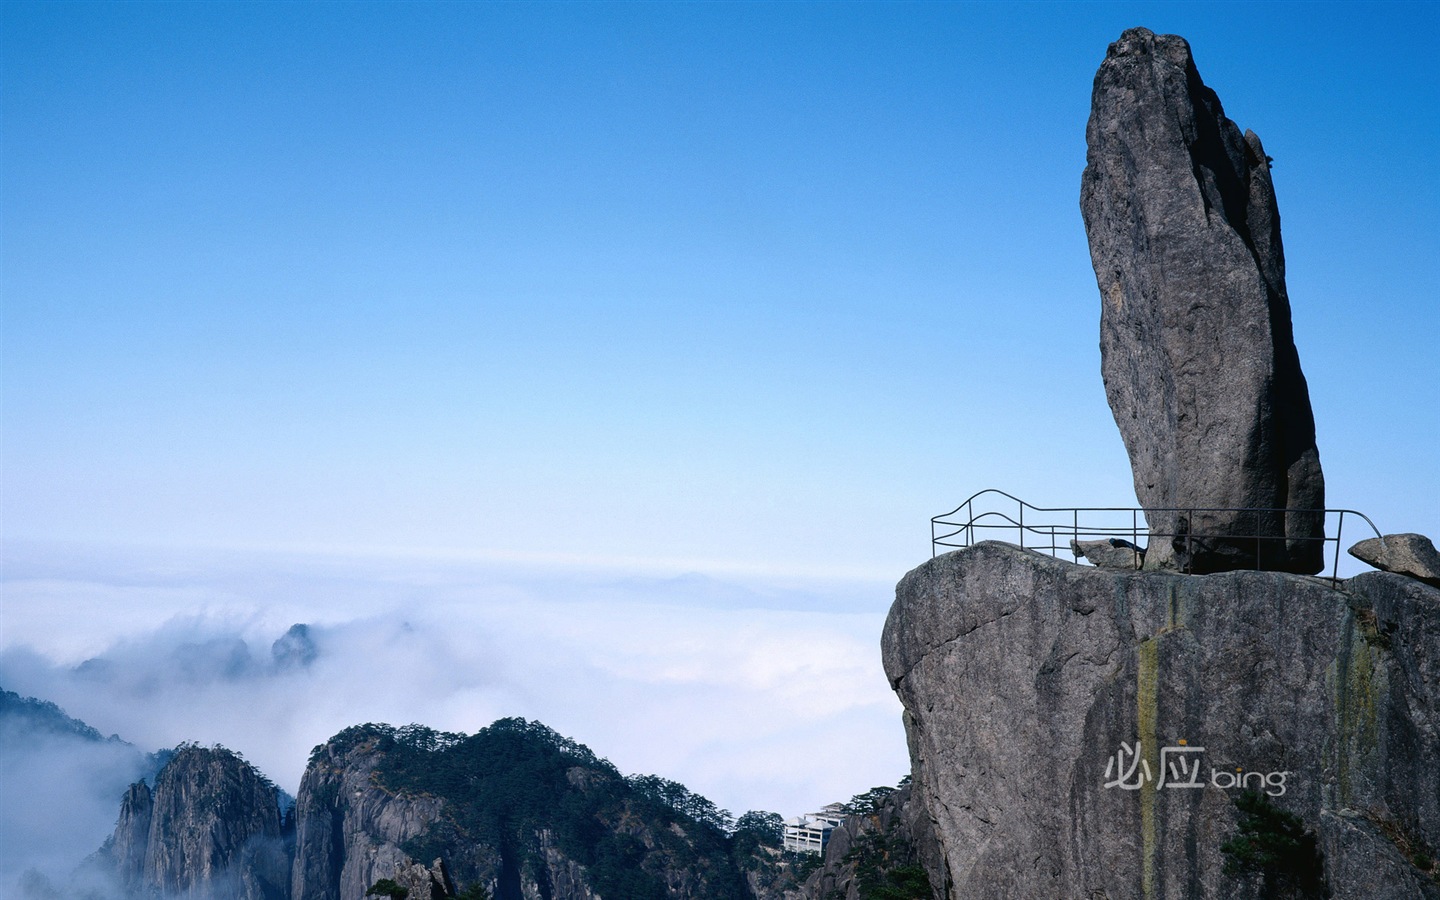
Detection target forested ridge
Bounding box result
[320,718,800,900]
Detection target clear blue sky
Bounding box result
[4,1,1437,579]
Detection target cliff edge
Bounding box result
[882,542,1440,898]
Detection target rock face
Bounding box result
[391,858,458,900]
[291,720,769,900]
[101,745,290,900]
[1350,533,1440,588]
[883,542,1440,898]
[94,718,818,900]
[1080,27,1325,575]
[271,623,319,670]
[796,782,945,900]
[106,781,154,886]
[290,732,451,900]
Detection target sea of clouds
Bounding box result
[0,539,908,890]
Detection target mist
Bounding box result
[0,539,908,890]
[0,714,151,892]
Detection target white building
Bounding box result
[782,803,847,854]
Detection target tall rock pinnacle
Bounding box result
[98,745,290,900]
[1080,27,1325,574]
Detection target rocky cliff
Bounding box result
[100,744,291,900]
[884,26,1437,899]
[105,781,154,887]
[795,782,945,900]
[290,727,454,900]
[88,716,825,900]
[882,541,1440,898]
[291,719,778,900]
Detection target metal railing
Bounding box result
[931,489,1384,581]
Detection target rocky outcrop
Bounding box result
[290,732,449,900]
[529,829,601,900]
[1350,533,1440,588]
[391,858,457,900]
[272,624,319,671]
[292,721,764,900]
[882,542,1440,898]
[89,717,808,900]
[1080,27,1325,575]
[105,781,154,887]
[796,783,945,900]
[100,745,290,900]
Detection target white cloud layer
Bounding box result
[0,540,910,885]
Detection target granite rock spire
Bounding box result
[1080,27,1325,573]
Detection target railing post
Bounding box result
[1332,511,1345,583]
[1018,502,1024,550]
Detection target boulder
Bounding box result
[1080,27,1325,574]
[1071,537,1145,569]
[1349,533,1440,588]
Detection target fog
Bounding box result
[0,539,907,890]
[0,718,150,893]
